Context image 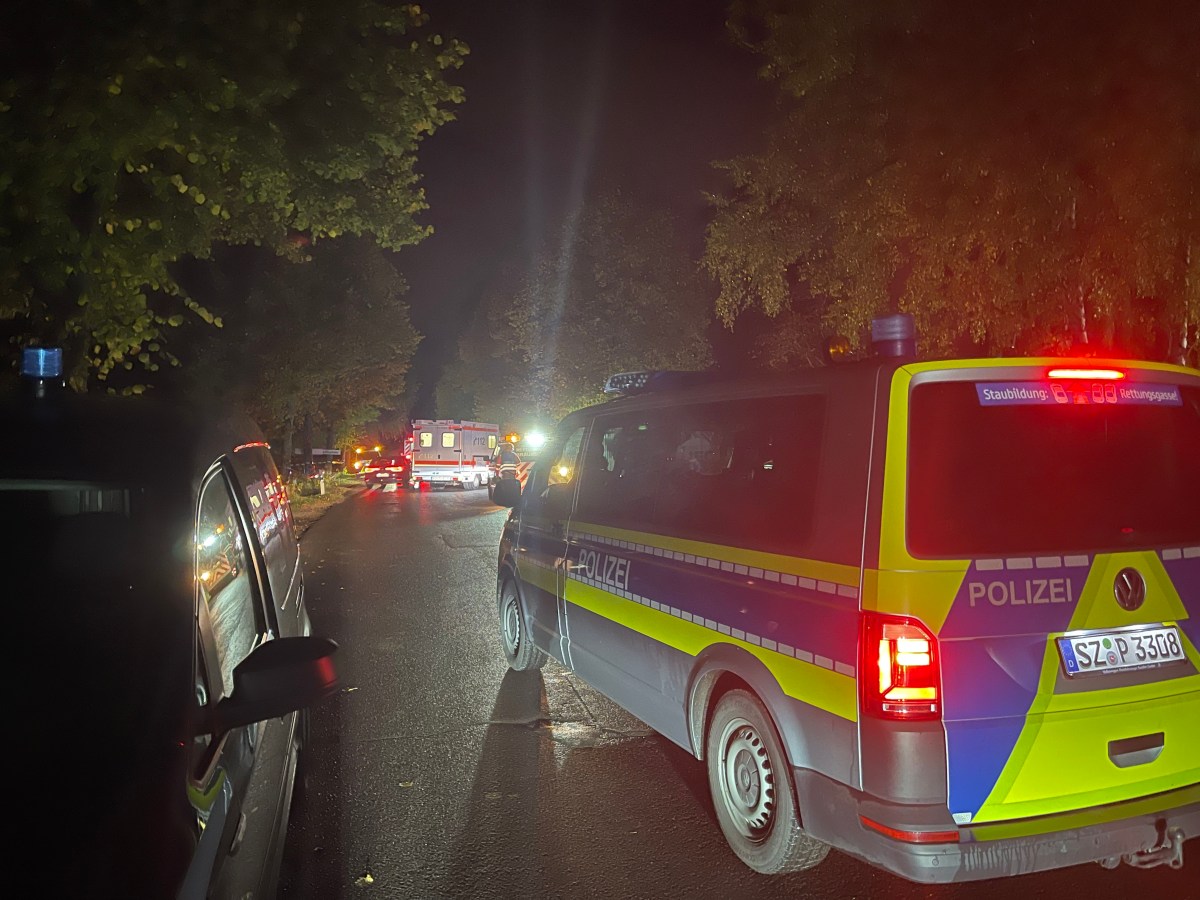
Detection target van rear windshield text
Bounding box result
[977,382,1182,406]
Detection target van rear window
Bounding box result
[907,380,1200,557]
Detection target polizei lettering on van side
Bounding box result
[576,548,631,591]
[967,577,1074,607]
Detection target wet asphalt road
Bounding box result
[278,486,1198,900]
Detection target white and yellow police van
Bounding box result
[491,315,1199,883]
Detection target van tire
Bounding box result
[706,689,830,875]
[498,578,547,671]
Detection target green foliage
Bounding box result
[707,0,1199,367]
[439,191,714,424]
[0,0,465,387]
[180,239,421,450]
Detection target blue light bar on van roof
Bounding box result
[604,372,651,395]
[602,370,721,396]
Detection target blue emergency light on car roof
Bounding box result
[21,347,63,379]
[21,346,66,398]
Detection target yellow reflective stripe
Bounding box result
[862,567,969,632]
[897,357,1198,377]
[874,366,970,633]
[569,520,860,589]
[187,767,226,815]
[518,557,558,596]
[972,782,1200,841]
[974,639,1200,823]
[565,579,858,722]
[1067,551,1191,633]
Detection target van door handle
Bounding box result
[1108,732,1164,768]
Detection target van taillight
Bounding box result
[860,613,940,720]
[1047,367,1125,380]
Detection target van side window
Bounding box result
[576,396,825,554]
[575,414,670,529]
[524,425,585,519]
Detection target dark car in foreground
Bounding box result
[5,348,339,899]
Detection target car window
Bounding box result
[522,424,585,520]
[196,470,268,698]
[228,444,298,615]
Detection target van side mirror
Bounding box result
[493,477,522,507]
[195,636,339,736]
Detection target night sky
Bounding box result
[401,0,777,415]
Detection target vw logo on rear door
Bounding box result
[1113,568,1147,611]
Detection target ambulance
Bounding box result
[490,314,1199,882]
[408,419,499,490]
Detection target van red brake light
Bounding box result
[1047,367,1125,380]
[860,613,940,720]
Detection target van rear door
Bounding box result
[897,364,1200,826]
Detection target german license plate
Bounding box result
[1057,625,1186,677]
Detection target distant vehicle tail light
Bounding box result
[860,612,941,720]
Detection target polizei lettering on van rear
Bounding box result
[576,548,631,591]
[967,577,1074,607]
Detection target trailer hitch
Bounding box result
[1100,820,1185,871]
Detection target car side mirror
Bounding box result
[493,477,522,507]
[195,636,339,736]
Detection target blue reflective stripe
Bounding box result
[568,532,859,678]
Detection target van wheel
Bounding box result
[498,579,547,671]
[706,690,830,874]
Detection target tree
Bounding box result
[706,0,1199,366]
[179,239,421,462]
[0,0,465,387]
[439,191,714,424]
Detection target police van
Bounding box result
[490,315,1200,883]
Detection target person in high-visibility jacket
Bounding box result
[495,441,521,479]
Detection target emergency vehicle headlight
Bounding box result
[525,431,547,450]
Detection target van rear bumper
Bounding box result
[797,770,1200,883]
